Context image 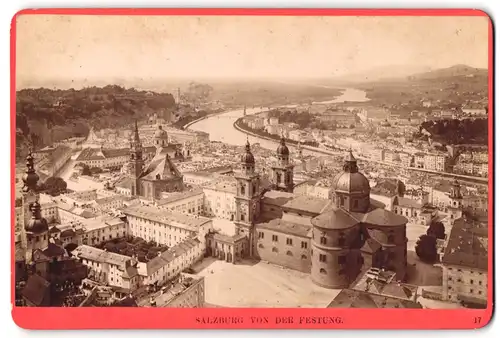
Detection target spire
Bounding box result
[343,149,358,173]
[22,145,39,193]
[280,134,286,146]
[133,120,140,142]
[241,138,255,165]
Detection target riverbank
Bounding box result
[234,118,319,147]
[233,117,488,185]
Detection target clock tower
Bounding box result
[234,139,261,257]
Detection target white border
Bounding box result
[1,0,498,336]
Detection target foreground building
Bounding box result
[226,138,409,289]
[441,216,488,308]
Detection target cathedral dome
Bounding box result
[25,201,49,234]
[241,140,255,164]
[276,136,290,157]
[332,150,370,195]
[154,125,168,139]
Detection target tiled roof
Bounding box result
[256,218,311,238]
[311,207,359,230]
[141,238,201,276]
[442,217,488,271]
[140,151,182,181]
[122,205,211,231]
[22,274,51,306]
[394,196,422,209]
[282,195,332,215]
[157,189,204,206]
[74,245,131,267]
[327,289,422,308]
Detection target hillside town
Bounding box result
[15,88,489,309]
[13,14,490,314]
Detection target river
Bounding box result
[188,88,369,153]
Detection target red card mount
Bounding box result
[10,8,494,330]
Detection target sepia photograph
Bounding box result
[12,10,492,326]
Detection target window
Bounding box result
[470,289,474,294]
[320,268,327,275]
[272,247,278,253]
[319,254,327,263]
[338,256,346,264]
[240,214,245,221]
[478,291,482,295]
[272,235,278,242]
[470,279,474,284]
[258,243,264,249]
[353,200,358,208]
[286,238,293,246]
[448,277,452,281]
[240,186,245,195]
[388,235,395,243]
[301,241,308,249]
[479,281,483,286]
[301,254,307,260]
[286,251,293,256]
[338,237,345,246]
[320,237,327,245]
[258,232,264,239]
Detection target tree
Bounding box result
[415,234,438,264]
[41,177,68,196]
[90,167,103,175]
[427,221,446,240]
[81,164,92,176]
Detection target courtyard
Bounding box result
[192,258,340,308]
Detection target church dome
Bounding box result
[154,125,168,139]
[241,140,255,164]
[276,136,290,157]
[332,150,370,195]
[25,201,49,234]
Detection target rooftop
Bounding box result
[442,217,488,271]
[140,238,201,276]
[282,195,332,215]
[256,218,311,238]
[157,189,204,206]
[327,289,422,309]
[202,176,237,194]
[74,245,130,267]
[122,205,211,232]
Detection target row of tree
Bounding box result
[415,221,446,264]
[415,118,488,145]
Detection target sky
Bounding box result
[15,15,490,88]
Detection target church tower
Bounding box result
[20,148,39,253]
[129,120,144,196]
[271,136,294,192]
[234,139,261,257]
[448,179,463,220]
[21,147,49,263]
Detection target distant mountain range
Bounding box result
[306,64,488,87]
[405,64,488,81]
[333,64,433,83]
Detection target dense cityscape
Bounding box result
[14,15,490,311]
